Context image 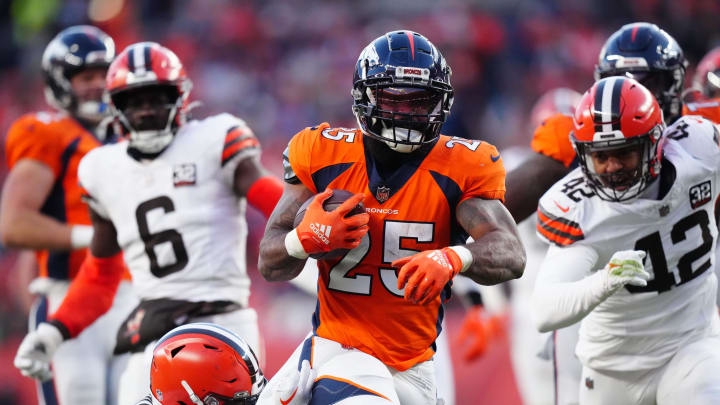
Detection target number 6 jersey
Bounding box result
[536,115,720,372]
[284,123,506,371]
[78,113,260,305]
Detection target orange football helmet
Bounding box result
[571,77,664,202]
[150,323,265,405]
[106,42,192,156]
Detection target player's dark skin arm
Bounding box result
[258,182,315,281]
[504,153,569,222]
[456,197,526,285]
[232,155,272,197]
[87,207,122,258]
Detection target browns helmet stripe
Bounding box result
[143,45,152,73]
[593,77,624,133]
[593,79,606,132]
[127,46,135,73]
[610,78,623,131]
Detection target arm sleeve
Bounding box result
[530,113,576,168]
[219,117,262,188]
[49,252,125,338]
[530,243,614,333]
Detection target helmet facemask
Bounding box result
[573,124,663,202]
[355,81,448,153]
[111,84,188,156]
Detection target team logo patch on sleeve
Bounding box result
[173,163,197,186]
[689,180,712,209]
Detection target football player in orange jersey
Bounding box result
[257,30,525,404]
[1,26,138,405]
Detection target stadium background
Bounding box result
[0,0,718,403]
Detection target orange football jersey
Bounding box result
[683,99,720,124]
[530,113,577,167]
[6,112,102,279]
[286,123,505,371]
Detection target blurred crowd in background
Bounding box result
[1,0,720,403]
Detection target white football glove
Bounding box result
[601,250,651,291]
[270,360,315,405]
[14,322,64,381]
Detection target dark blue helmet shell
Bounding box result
[595,22,687,123]
[352,31,453,149]
[42,25,115,112]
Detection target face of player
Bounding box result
[373,86,442,153]
[70,67,107,104]
[589,144,643,190]
[116,86,174,131]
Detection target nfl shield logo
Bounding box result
[376,186,391,203]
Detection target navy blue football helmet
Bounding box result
[352,31,453,153]
[595,22,687,124]
[42,25,115,122]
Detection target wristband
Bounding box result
[70,225,93,249]
[285,229,309,259]
[448,245,473,272]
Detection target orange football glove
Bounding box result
[393,247,463,305]
[455,305,505,363]
[294,189,369,255]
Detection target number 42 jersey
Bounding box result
[78,113,260,305]
[285,123,506,371]
[536,115,720,372]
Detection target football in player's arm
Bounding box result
[532,77,720,404]
[258,31,524,404]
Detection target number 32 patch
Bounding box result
[689,180,711,209]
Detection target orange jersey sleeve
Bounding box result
[530,113,576,167]
[683,100,720,124]
[286,123,363,193]
[5,112,68,175]
[286,123,325,192]
[458,140,506,203]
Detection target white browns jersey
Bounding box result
[79,113,260,305]
[536,115,720,372]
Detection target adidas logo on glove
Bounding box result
[310,223,332,245]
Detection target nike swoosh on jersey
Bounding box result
[280,388,298,405]
[554,200,570,213]
[490,153,500,162]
